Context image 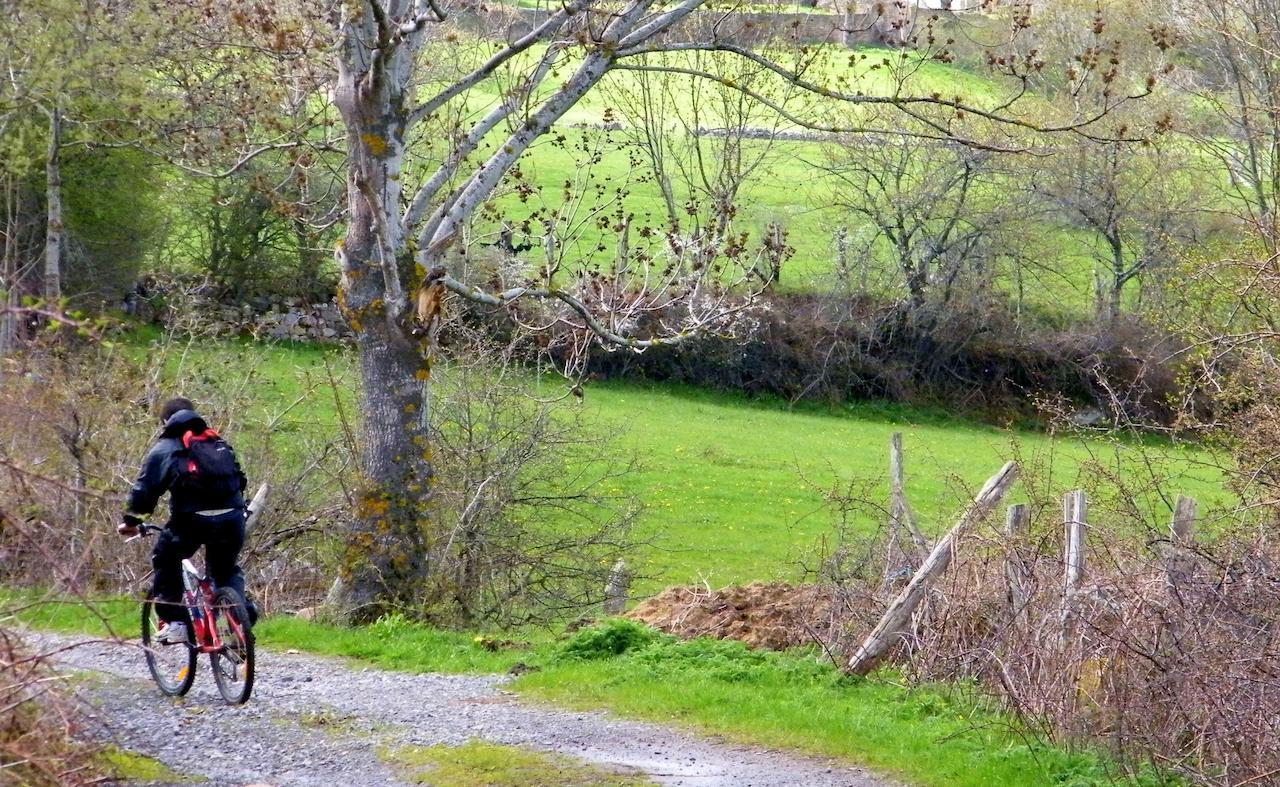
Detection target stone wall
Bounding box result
[163,294,354,344]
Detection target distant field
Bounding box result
[150,40,1137,322]
[389,40,1108,320]
[471,132,1106,320]
[135,336,1232,595]
[582,381,1229,591]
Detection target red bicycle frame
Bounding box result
[179,558,244,655]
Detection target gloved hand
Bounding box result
[118,514,143,537]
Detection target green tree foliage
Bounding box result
[0,0,166,307]
[161,167,341,301]
[60,147,160,304]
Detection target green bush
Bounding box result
[556,619,663,660]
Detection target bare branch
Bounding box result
[403,42,567,235]
[406,0,593,129]
[616,41,1153,139]
[439,274,759,350]
[613,63,1034,153]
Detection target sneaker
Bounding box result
[155,621,189,645]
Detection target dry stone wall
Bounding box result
[154,292,354,344]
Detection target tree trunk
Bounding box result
[333,314,434,621]
[1106,237,1125,325]
[293,216,325,299]
[0,177,16,364]
[902,251,929,316]
[326,12,435,623]
[43,106,62,304]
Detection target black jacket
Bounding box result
[125,409,247,517]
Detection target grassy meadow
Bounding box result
[126,333,1230,595]
[383,41,1115,319]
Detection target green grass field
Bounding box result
[582,381,1227,590]
[273,41,1107,318]
[129,334,1230,594]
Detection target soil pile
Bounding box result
[627,582,833,651]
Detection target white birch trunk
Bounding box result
[43,106,62,304]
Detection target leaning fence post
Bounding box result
[1060,490,1087,645]
[848,461,1020,676]
[1164,495,1197,601]
[1005,503,1031,620]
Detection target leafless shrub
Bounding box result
[0,624,101,786]
[417,316,645,627]
[906,513,1277,784]
[0,324,351,613]
[814,449,1279,784]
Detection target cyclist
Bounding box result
[117,397,251,645]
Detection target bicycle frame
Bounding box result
[127,522,248,656]
[129,518,256,704]
[180,559,229,655]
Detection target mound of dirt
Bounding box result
[626,582,834,651]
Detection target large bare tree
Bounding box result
[818,129,1016,320]
[319,1,1165,618]
[1032,132,1202,324]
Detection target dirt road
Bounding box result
[38,633,895,787]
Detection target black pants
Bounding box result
[149,510,246,624]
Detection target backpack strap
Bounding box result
[180,428,223,475]
[181,428,220,448]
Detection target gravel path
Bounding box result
[36,633,894,787]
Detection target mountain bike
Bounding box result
[128,523,255,704]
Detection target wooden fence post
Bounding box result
[1060,490,1087,645]
[1005,503,1031,620]
[1164,495,1197,601]
[1063,490,1087,595]
[847,461,1020,676]
[889,433,929,556]
[603,559,630,615]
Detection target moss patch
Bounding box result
[380,740,654,786]
[98,746,201,783]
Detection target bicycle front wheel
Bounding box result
[210,587,255,704]
[141,599,196,697]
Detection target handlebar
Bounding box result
[124,522,159,543]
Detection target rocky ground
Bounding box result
[35,633,895,787]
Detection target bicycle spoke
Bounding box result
[209,588,254,704]
[142,600,196,697]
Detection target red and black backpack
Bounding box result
[174,428,242,503]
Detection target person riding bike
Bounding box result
[117,397,253,645]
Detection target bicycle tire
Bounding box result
[210,587,255,704]
[141,599,196,697]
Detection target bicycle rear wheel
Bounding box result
[210,587,254,704]
[141,599,196,696]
